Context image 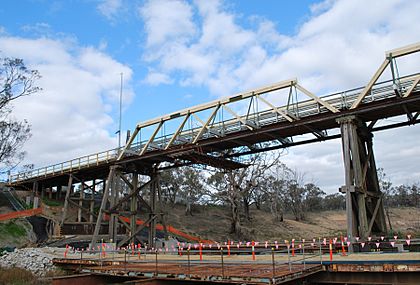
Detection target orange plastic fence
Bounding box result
[104,214,213,244]
[0,208,43,221]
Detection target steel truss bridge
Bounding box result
[8,43,420,248]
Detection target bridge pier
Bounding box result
[30,181,38,206]
[337,115,387,240]
[89,164,167,249]
[108,167,121,242]
[130,174,138,243]
[148,169,158,248]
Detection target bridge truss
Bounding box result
[8,43,420,247]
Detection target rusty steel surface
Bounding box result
[53,257,322,284]
[326,263,420,272]
[53,256,420,284]
[88,262,321,284]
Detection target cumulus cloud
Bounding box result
[139,0,420,191]
[139,0,419,94]
[140,0,196,48]
[0,36,133,167]
[143,71,173,85]
[21,23,53,36]
[97,0,123,20]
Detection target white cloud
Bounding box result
[139,0,196,48]
[140,0,420,94]
[97,0,123,20]
[98,38,108,51]
[143,71,173,85]
[310,0,336,15]
[0,36,133,167]
[139,0,420,191]
[21,23,53,36]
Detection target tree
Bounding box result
[180,167,206,216]
[0,57,41,172]
[260,174,286,222]
[303,183,325,212]
[275,168,324,221]
[377,168,393,229]
[322,193,345,210]
[284,173,306,221]
[207,150,282,237]
[160,169,183,204]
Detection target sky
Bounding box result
[0,0,419,193]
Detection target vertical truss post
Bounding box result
[339,120,356,239]
[57,185,62,199]
[109,168,121,242]
[91,166,117,248]
[363,131,388,235]
[78,180,84,223]
[337,116,387,240]
[41,183,45,199]
[130,173,138,243]
[90,179,96,224]
[60,175,73,226]
[30,181,38,205]
[148,168,158,247]
[157,176,168,239]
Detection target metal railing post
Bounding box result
[124,249,127,271]
[100,245,103,268]
[287,242,291,272]
[187,249,191,277]
[155,249,158,276]
[271,247,275,279]
[221,248,224,279]
[79,250,83,272]
[302,241,306,270]
[319,238,323,265]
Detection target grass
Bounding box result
[0,267,42,285]
[0,222,26,238]
[41,198,63,207]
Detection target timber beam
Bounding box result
[337,115,387,240]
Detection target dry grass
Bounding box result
[0,267,48,285]
[159,204,419,241]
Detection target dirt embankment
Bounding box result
[162,204,419,241]
[0,192,38,248]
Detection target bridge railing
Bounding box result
[10,148,120,182]
[136,74,419,152]
[8,74,420,184]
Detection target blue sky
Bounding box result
[1,0,419,191]
[1,0,317,132]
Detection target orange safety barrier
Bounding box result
[340,236,346,256]
[329,239,333,261]
[251,240,256,261]
[104,214,213,244]
[0,208,43,221]
[199,243,203,261]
